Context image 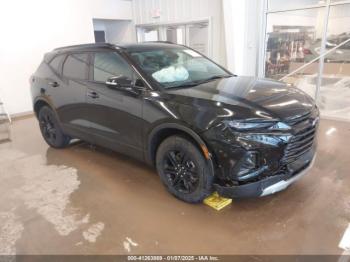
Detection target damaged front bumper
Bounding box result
[213,150,316,198]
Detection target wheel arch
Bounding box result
[33,98,56,118]
[147,123,212,167]
[33,99,49,117]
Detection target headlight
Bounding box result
[225,119,291,131]
[225,119,277,130]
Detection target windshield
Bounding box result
[127,47,231,88]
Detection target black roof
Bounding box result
[118,42,184,52]
[53,42,118,52]
[53,42,182,53]
[44,42,185,62]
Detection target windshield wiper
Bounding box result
[192,74,232,85]
[166,75,232,89]
[167,82,201,89]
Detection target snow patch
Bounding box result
[0,211,24,255]
[82,222,105,243]
[12,155,88,236]
[123,237,138,253]
[0,148,107,252]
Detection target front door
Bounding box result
[86,51,144,159]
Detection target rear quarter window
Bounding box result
[49,55,65,74]
[62,53,89,80]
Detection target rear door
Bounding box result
[85,51,144,159]
[50,52,92,140]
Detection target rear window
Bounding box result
[62,53,89,79]
[49,55,65,74]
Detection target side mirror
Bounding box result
[106,75,133,89]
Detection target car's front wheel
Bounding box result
[156,136,214,203]
[38,106,70,148]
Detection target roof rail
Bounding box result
[143,41,175,44]
[53,43,117,51]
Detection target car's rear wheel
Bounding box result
[156,135,214,203]
[38,106,70,148]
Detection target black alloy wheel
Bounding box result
[38,106,70,148]
[156,135,214,203]
[163,149,199,194]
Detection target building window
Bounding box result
[136,21,210,57]
[263,0,350,121]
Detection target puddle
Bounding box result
[0,148,105,254]
[0,211,23,255]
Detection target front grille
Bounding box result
[281,112,317,164]
[284,111,311,126]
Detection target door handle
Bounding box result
[87,91,99,99]
[48,81,59,87]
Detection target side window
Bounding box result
[93,52,133,82]
[49,55,65,74]
[62,53,89,79]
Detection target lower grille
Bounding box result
[281,124,316,164]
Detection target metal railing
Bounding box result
[0,95,11,124]
[279,37,350,81]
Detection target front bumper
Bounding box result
[213,151,316,198]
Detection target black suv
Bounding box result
[30,43,319,203]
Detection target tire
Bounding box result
[156,135,214,203]
[38,106,70,148]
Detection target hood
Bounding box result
[164,76,315,120]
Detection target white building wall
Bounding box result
[0,0,134,115]
[223,0,265,76]
[132,0,227,66]
[105,21,135,44]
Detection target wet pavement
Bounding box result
[0,117,349,255]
